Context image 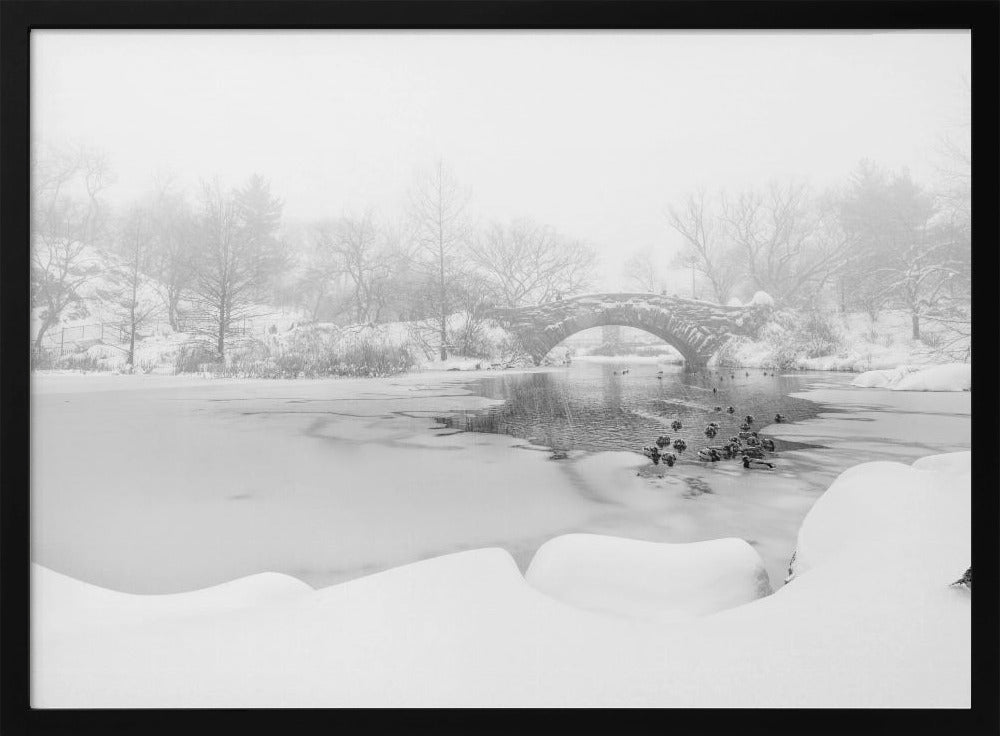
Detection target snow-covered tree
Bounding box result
[838,162,960,340]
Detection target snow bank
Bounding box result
[850,365,919,387]
[789,456,969,580]
[747,290,774,307]
[526,535,771,622]
[34,451,970,708]
[851,363,970,392]
[891,363,971,392]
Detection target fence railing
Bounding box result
[32,317,266,358]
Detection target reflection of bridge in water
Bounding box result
[488,293,772,370]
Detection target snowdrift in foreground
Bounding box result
[526,535,771,623]
[852,363,970,392]
[33,453,970,708]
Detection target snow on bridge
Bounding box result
[488,292,773,369]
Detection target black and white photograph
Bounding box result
[15,16,988,713]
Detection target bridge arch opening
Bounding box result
[543,325,689,364]
[526,313,709,370]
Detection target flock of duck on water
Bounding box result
[619,367,788,471]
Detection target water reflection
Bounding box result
[442,361,825,462]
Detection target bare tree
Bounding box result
[315,212,386,323]
[622,245,668,294]
[148,180,199,330]
[97,206,162,369]
[30,145,113,350]
[721,181,854,305]
[189,177,284,359]
[468,218,597,307]
[409,160,471,360]
[667,190,739,304]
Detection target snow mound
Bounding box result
[850,365,919,388]
[748,291,774,307]
[33,452,971,707]
[790,456,970,580]
[911,450,971,477]
[525,534,771,622]
[851,362,970,391]
[726,297,743,307]
[891,363,970,392]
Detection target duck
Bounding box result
[657,375,663,380]
[740,422,751,432]
[745,415,754,424]
[712,387,717,393]
[708,421,720,428]
[760,438,776,452]
[670,419,683,431]
[662,452,677,467]
[672,438,687,451]
[714,406,722,412]
[744,436,759,447]
[745,372,750,377]
[655,435,671,448]
[774,413,785,423]
[742,455,774,469]
[657,370,664,375]
[704,425,718,439]
[642,446,662,464]
[727,406,736,414]
[742,447,766,459]
[622,368,630,375]
[698,447,722,462]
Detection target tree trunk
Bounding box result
[439,315,447,361]
[34,315,55,350]
[438,244,448,361]
[912,312,920,341]
[217,311,226,359]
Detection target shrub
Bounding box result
[30,348,58,371]
[795,310,842,358]
[174,342,219,374]
[56,352,105,372]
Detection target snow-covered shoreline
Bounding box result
[33,450,970,708]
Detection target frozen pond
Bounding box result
[31,367,971,594]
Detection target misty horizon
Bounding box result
[32,29,970,289]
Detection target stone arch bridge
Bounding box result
[488,293,771,370]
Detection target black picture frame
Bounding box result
[2,2,997,735]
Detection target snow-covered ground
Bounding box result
[33,449,970,707]
[30,364,971,707]
[714,309,970,373]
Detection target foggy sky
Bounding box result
[32,30,970,288]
